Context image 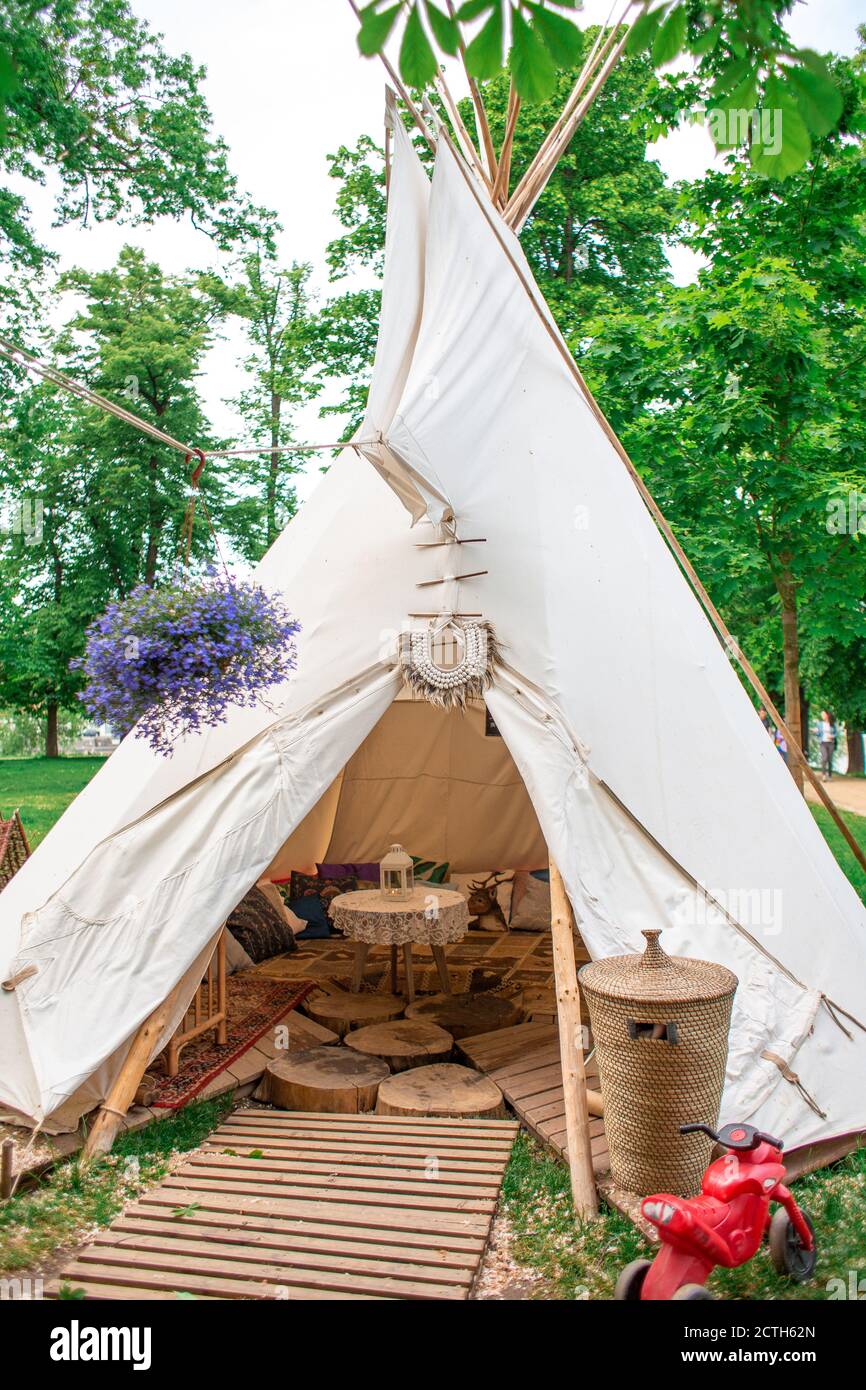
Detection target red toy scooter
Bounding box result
[615,1121,817,1301]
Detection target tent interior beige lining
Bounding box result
[266,693,547,878]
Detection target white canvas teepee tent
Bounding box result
[1,110,865,1183]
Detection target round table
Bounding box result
[331,887,470,1002]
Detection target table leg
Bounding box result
[390,944,398,995]
[351,941,370,993]
[402,943,415,1003]
[431,944,451,995]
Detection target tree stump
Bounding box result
[376,1063,505,1119]
[258,1046,389,1113]
[345,1019,454,1072]
[404,991,523,1040]
[303,992,405,1039]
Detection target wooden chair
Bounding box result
[164,927,228,1077]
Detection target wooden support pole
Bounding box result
[81,979,188,1163]
[491,81,520,208]
[548,858,599,1219]
[0,1137,14,1200]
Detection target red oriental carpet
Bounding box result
[150,975,313,1109]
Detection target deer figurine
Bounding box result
[466,872,510,933]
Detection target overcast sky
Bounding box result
[21,0,866,504]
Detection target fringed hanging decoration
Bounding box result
[400,619,501,710]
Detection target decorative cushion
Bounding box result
[509,870,551,931]
[223,928,254,975]
[289,870,357,916]
[289,895,332,939]
[450,871,514,928]
[226,887,298,963]
[412,857,450,884]
[317,861,380,881]
[257,878,305,935]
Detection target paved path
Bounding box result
[805,775,866,818]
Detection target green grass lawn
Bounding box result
[0,756,107,847]
[809,804,866,903]
[0,1097,232,1282]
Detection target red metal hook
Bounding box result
[185,448,207,487]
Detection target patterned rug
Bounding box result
[150,975,314,1109]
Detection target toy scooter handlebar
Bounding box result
[679,1121,784,1152]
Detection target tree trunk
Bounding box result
[847,728,865,777]
[267,391,282,549]
[46,703,59,759]
[776,566,804,794]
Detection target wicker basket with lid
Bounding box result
[579,928,737,1196]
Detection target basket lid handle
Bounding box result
[640,928,671,969]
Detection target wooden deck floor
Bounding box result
[48,1111,518,1301]
[457,1022,608,1175]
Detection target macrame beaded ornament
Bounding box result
[400,618,501,710]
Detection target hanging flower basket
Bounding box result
[73,572,301,755]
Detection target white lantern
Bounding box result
[380,844,414,900]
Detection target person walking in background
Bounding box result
[817,710,836,781]
[774,727,788,765]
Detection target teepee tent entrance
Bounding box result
[266,693,547,879]
[2,85,866,1212]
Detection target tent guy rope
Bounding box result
[0,336,348,460]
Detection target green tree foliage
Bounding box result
[481,56,676,338]
[0,383,107,754]
[353,1,844,174]
[229,253,322,557]
[57,246,230,588]
[317,135,390,434]
[321,38,675,423]
[0,0,272,300]
[583,49,866,779]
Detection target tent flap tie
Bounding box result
[762,1051,827,1121]
[821,994,866,1040]
[1,964,38,992]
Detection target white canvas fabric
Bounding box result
[1,119,864,1160]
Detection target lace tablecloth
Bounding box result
[330,887,470,946]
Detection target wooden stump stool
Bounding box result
[345,1019,454,1073]
[404,991,523,1040]
[376,1063,505,1119]
[303,992,405,1039]
[257,1046,389,1113]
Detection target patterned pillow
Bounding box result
[227,886,298,963]
[288,871,357,917]
[412,857,450,884]
[509,871,551,931]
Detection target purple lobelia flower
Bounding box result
[72,572,301,756]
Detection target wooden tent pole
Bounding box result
[444,0,497,183]
[81,979,188,1163]
[442,129,866,881]
[548,858,599,1219]
[504,1,624,220]
[491,81,520,208]
[506,22,633,230]
[434,72,493,192]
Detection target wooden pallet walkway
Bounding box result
[47,1111,518,1301]
[458,1022,608,1174]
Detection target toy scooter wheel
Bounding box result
[614,1259,652,1301]
[672,1283,715,1300]
[769,1207,816,1282]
